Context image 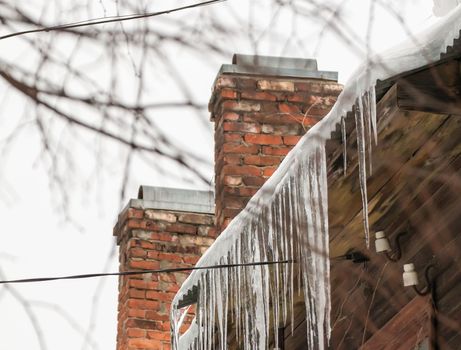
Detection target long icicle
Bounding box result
[363,92,373,175]
[370,86,378,145]
[341,116,348,176]
[355,96,370,248]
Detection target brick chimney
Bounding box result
[113,55,341,349]
[113,187,215,350]
[210,54,341,233]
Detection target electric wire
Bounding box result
[0,260,292,285]
[0,0,226,41]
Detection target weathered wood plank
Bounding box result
[360,296,432,350]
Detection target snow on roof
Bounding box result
[171,6,461,349]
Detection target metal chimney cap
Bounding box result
[232,54,319,71]
[127,185,214,214]
[217,53,338,81]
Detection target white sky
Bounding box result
[0,1,452,349]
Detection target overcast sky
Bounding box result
[0,1,452,349]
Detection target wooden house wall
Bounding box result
[283,58,461,349]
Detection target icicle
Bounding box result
[223,275,228,350]
[252,224,267,350]
[214,266,224,350]
[317,143,331,342]
[369,86,378,145]
[362,92,373,175]
[355,96,371,248]
[285,180,293,334]
[235,237,242,345]
[209,270,215,350]
[306,144,330,350]
[255,213,271,350]
[341,116,347,176]
[278,187,288,326]
[268,206,280,350]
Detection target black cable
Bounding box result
[0,0,226,41]
[0,260,292,285]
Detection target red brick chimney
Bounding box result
[210,54,341,233]
[113,187,215,350]
[113,55,341,349]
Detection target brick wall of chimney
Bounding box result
[210,74,342,233]
[114,207,215,350]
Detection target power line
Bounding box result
[0,260,292,285]
[0,0,226,41]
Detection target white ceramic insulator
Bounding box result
[403,263,419,287]
[375,231,391,253]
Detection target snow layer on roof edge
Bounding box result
[172,6,461,349]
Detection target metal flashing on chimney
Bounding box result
[127,185,214,214]
[216,54,338,82]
